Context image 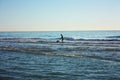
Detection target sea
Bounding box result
[0,30,120,80]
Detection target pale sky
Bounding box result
[0,0,120,31]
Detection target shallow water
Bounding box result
[0,51,120,80]
[0,31,120,80]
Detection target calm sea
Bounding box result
[0,30,120,80]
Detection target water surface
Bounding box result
[0,30,120,80]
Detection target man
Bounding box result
[60,34,64,43]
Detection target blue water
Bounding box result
[0,30,120,39]
[0,30,120,80]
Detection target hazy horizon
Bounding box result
[0,0,120,31]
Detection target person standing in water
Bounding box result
[60,34,64,43]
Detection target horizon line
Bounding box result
[0,29,120,32]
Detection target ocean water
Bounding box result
[0,30,120,80]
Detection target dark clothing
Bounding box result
[61,34,64,43]
[56,40,60,43]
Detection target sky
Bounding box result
[0,0,120,31]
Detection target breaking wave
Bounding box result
[57,37,120,41]
[0,45,120,62]
[106,36,120,38]
[0,38,120,62]
[1,37,120,43]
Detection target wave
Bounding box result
[62,37,80,41]
[0,38,120,47]
[0,38,120,48]
[0,37,120,62]
[56,36,120,41]
[0,38,49,43]
[0,45,120,62]
[106,36,120,38]
[1,37,119,43]
[1,45,120,52]
[0,46,120,62]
